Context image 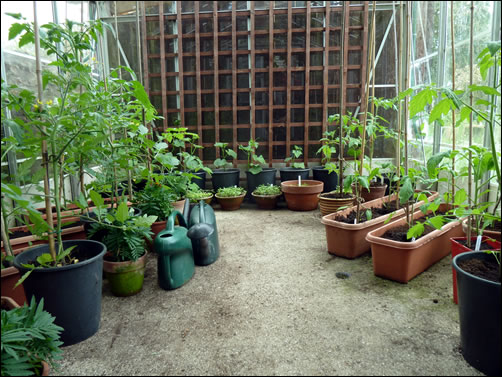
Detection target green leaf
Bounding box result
[249,165,263,175]
[8,23,25,40]
[428,216,444,230]
[89,190,104,208]
[399,178,414,204]
[429,98,452,123]
[36,253,54,266]
[426,151,450,179]
[454,189,468,206]
[227,149,237,159]
[115,201,129,223]
[18,32,34,47]
[407,223,424,240]
[138,125,149,135]
[469,85,500,96]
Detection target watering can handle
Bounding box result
[166,210,188,232]
[183,198,190,223]
[199,200,206,223]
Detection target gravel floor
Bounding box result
[54,201,484,376]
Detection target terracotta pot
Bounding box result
[215,193,246,211]
[321,192,439,259]
[352,183,388,202]
[281,180,324,211]
[147,220,168,252]
[318,193,356,217]
[251,192,281,210]
[365,204,464,283]
[450,236,501,304]
[188,194,213,206]
[103,251,148,297]
[172,199,186,215]
[461,218,501,242]
[1,266,27,306]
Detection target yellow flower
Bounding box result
[46,100,53,105]
[33,104,39,111]
[37,99,43,105]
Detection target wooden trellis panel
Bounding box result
[142,1,369,165]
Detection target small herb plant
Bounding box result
[253,184,281,196]
[1,297,63,376]
[285,145,305,169]
[186,188,213,202]
[216,186,246,198]
[132,181,176,222]
[239,139,267,175]
[214,142,237,170]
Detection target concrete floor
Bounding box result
[54,201,483,376]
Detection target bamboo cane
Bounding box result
[466,1,474,247]
[338,2,348,196]
[450,1,456,203]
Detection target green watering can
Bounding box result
[187,200,220,266]
[154,211,194,290]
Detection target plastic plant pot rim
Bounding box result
[452,251,502,287]
[210,168,241,175]
[245,168,277,175]
[13,240,107,273]
[321,193,428,230]
[103,250,147,272]
[281,180,324,194]
[365,206,463,250]
[251,192,281,199]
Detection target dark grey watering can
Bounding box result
[187,200,220,266]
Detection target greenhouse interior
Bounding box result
[0,1,501,376]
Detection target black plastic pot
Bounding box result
[312,166,338,193]
[279,167,311,183]
[245,168,277,202]
[211,168,241,192]
[190,170,206,190]
[452,251,501,376]
[13,240,106,346]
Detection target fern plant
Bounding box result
[1,297,63,376]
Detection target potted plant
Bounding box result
[251,184,282,210]
[281,179,324,211]
[85,198,157,297]
[186,188,214,206]
[313,128,338,193]
[1,296,63,376]
[211,142,240,191]
[215,186,246,211]
[279,145,310,182]
[238,139,276,201]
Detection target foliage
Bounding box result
[213,142,237,170]
[186,189,213,202]
[86,199,156,262]
[253,184,281,196]
[216,186,246,198]
[284,145,305,169]
[1,297,63,376]
[238,139,267,175]
[132,181,176,221]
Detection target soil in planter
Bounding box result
[24,245,96,266]
[454,239,499,250]
[321,192,354,199]
[335,201,400,224]
[381,211,453,242]
[458,256,500,283]
[466,219,501,233]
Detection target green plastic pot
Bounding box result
[103,251,147,297]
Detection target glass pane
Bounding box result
[291,90,305,104]
[273,145,286,159]
[220,111,233,125]
[236,1,248,10]
[185,112,197,126]
[218,1,232,11]
[274,127,286,142]
[238,128,250,142]
[167,95,178,108]
[202,93,214,108]
[183,57,196,71]
[328,88,340,103]
[237,73,250,88]
[220,128,233,142]
[311,12,324,28]
[255,110,269,124]
[348,50,361,65]
[202,129,216,143]
[309,108,322,122]
[292,33,306,48]
[150,77,161,92]
[202,111,215,125]
[274,14,288,29]
[310,51,323,66]
[255,15,269,31]
[181,1,194,13]
[183,38,195,52]
[349,30,362,46]
[237,36,249,50]
[165,38,176,53]
[292,14,306,29]
[184,94,197,108]
[273,53,287,68]
[291,52,305,67]
[309,125,322,140]
[256,128,269,142]
[219,93,233,107]
[166,76,177,91]
[236,16,248,31]
[349,11,363,26]
[146,21,159,36]
[147,40,160,54]
[237,92,250,106]
[182,19,195,34]
[219,55,232,70]
[219,74,232,89]
[165,20,176,35]
[273,91,287,107]
[311,1,324,7]
[200,37,213,52]
[273,108,287,123]
[310,70,323,86]
[219,18,232,32]
[275,1,289,8]
[200,56,214,71]
[219,37,232,51]
[330,12,341,27]
[255,91,269,106]
[201,75,213,89]
[309,89,323,104]
[291,109,305,123]
[237,110,250,124]
[255,35,269,50]
[255,72,269,88]
[148,58,160,73]
[291,126,304,140]
[274,33,287,49]
[347,69,361,84]
[273,72,287,87]
[199,1,213,12]
[347,88,360,103]
[291,71,305,86]
[167,113,180,126]
[255,54,269,68]
[200,18,213,33]
[310,32,324,48]
[329,30,341,47]
[329,51,340,65]
[328,69,340,85]
[255,1,270,10]
[166,57,176,72]
[237,55,249,69]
